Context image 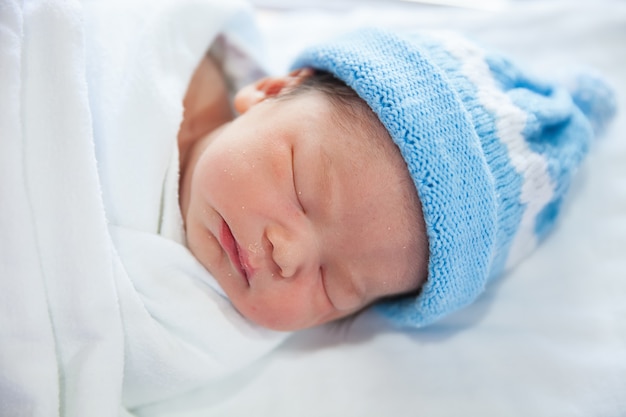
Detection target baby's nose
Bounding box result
[265,222,317,279]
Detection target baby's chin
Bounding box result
[228,296,335,332]
[247,304,359,333]
[232,302,304,332]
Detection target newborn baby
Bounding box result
[177,28,615,332]
[178,51,427,331]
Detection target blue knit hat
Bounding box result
[292,28,617,328]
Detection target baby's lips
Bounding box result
[220,220,249,284]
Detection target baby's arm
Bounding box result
[178,54,233,150]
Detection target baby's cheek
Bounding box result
[195,156,236,204]
[236,287,318,331]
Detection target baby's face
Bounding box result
[181,89,424,331]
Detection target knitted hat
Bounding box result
[292,28,617,327]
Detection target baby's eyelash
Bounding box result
[290,147,305,211]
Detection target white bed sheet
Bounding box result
[137,1,626,416]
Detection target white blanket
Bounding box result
[0,1,286,415]
[2,1,625,416]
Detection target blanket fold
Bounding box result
[1,1,124,415]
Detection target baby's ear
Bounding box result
[233,68,314,114]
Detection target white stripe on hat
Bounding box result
[428,31,555,269]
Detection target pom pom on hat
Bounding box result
[292,28,617,328]
[565,70,617,136]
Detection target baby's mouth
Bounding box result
[220,220,251,284]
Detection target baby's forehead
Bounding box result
[299,89,421,229]
[316,117,425,296]
[281,90,423,246]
